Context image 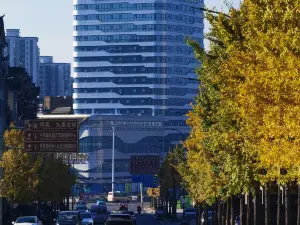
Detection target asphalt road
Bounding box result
[84,201,172,225]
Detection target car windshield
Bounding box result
[16,217,37,223]
[58,213,78,222]
[80,213,92,219]
[77,206,87,209]
[97,201,105,205]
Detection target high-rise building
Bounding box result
[72,0,204,187]
[6,29,39,84]
[73,0,203,117]
[0,16,8,152]
[38,56,72,98]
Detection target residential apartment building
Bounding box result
[6,29,39,84]
[72,0,204,187]
[38,56,72,98]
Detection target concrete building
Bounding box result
[6,29,39,84]
[38,56,72,98]
[0,15,8,152]
[72,0,204,190]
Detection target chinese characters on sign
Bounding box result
[130,155,160,174]
[24,119,79,153]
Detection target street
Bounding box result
[84,201,195,225]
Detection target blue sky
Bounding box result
[0,0,241,63]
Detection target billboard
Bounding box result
[24,119,79,153]
[130,155,160,175]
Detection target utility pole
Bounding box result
[140,182,144,209]
[112,127,115,194]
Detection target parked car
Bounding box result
[13,216,42,225]
[182,208,197,220]
[54,211,82,225]
[80,212,94,225]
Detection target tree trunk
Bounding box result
[285,186,289,225]
[297,184,300,225]
[222,202,225,225]
[226,200,229,225]
[205,205,208,225]
[240,196,244,225]
[277,185,281,225]
[253,193,257,225]
[214,203,218,225]
[231,197,234,225]
[246,194,250,225]
[265,186,270,225]
[218,201,222,225]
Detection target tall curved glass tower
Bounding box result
[72,0,204,189]
[73,0,203,116]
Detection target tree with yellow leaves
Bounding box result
[0,124,41,204]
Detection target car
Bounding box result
[54,211,82,225]
[77,200,87,205]
[121,211,136,225]
[105,217,133,225]
[80,212,94,225]
[107,192,130,203]
[96,200,106,206]
[13,216,42,225]
[182,208,197,220]
[77,205,88,212]
[90,205,109,224]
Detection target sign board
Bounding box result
[130,155,160,175]
[24,119,79,153]
[56,153,88,163]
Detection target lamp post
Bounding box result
[111,127,115,194]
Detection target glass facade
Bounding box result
[73,0,204,116]
[73,0,203,183]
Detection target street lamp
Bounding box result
[111,127,115,194]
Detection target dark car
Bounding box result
[105,217,133,225]
[55,211,82,225]
[90,205,108,224]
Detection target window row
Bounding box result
[74,55,198,65]
[74,34,203,44]
[74,24,202,35]
[74,76,198,85]
[73,97,192,106]
[74,13,202,24]
[74,2,203,14]
[74,66,195,75]
[73,87,198,95]
[74,44,194,55]
[75,108,190,117]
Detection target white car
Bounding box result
[80,212,94,225]
[13,216,42,225]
